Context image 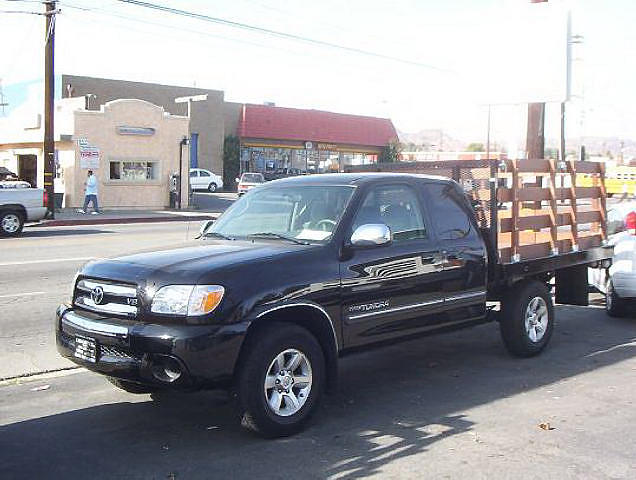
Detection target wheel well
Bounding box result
[0,203,26,218]
[0,204,26,219]
[238,305,339,393]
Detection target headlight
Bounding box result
[151,285,225,316]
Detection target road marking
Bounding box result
[0,291,47,299]
[0,257,97,267]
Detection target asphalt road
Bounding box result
[1,303,635,479]
[191,191,237,213]
[0,222,201,379]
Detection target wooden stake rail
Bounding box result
[344,159,607,264]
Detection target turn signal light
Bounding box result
[189,285,225,315]
[43,190,48,208]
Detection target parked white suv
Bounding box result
[589,201,636,316]
[189,168,224,192]
[0,186,47,236]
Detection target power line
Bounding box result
[59,1,316,61]
[114,0,456,74]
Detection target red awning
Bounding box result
[238,104,397,148]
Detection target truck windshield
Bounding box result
[209,185,355,243]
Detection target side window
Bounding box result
[352,184,428,242]
[189,171,198,178]
[200,170,211,177]
[425,183,473,241]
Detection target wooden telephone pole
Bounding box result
[43,1,57,218]
[526,0,548,161]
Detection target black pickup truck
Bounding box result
[56,173,611,437]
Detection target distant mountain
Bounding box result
[397,129,465,151]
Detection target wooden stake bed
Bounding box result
[345,159,607,265]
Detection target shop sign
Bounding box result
[117,126,156,136]
[317,143,338,151]
[304,141,313,150]
[77,138,100,169]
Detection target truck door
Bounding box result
[340,182,445,348]
[420,182,488,322]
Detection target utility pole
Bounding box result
[526,0,548,161]
[0,79,8,115]
[43,1,57,218]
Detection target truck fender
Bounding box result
[238,302,340,393]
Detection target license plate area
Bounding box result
[74,335,97,363]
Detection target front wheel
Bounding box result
[500,280,554,357]
[236,322,325,438]
[0,210,24,237]
[208,182,217,192]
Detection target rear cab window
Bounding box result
[420,182,476,242]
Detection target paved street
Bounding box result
[0,222,201,379]
[191,191,237,213]
[1,303,635,479]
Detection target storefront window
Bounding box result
[239,146,378,175]
[109,161,157,181]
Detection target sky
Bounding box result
[1,0,634,149]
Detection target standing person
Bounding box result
[77,170,101,214]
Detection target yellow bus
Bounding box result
[578,166,636,197]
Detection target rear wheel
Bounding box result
[500,280,554,357]
[0,210,24,237]
[208,182,217,192]
[236,322,325,438]
[606,281,627,317]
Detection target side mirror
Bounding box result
[235,178,240,183]
[199,219,214,237]
[350,224,392,247]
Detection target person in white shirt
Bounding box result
[78,170,101,214]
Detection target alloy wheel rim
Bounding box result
[2,214,20,233]
[525,296,549,343]
[264,348,312,417]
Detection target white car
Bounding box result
[189,168,224,192]
[237,172,265,196]
[589,201,636,316]
[0,187,47,236]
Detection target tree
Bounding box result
[466,142,485,152]
[223,135,240,191]
[379,140,402,163]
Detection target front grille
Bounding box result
[60,330,139,361]
[100,344,140,360]
[74,278,139,318]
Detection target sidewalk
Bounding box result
[33,208,220,227]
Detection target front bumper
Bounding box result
[55,305,247,388]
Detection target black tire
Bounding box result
[107,377,158,394]
[500,280,555,357]
[236,322,325,438]
[208,182,217,192]
[606,281,627,317]
[0,210,24,237]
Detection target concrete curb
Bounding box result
[34,214,219,228]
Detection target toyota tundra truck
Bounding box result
[56,166,612,437]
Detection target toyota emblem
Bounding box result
[91,286,104,305]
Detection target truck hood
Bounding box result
[80,240,317,286]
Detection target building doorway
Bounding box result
[18,155,37,187]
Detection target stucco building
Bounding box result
[0,98,189,209]
[61,75,225,177]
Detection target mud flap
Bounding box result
[555,264,589,306]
